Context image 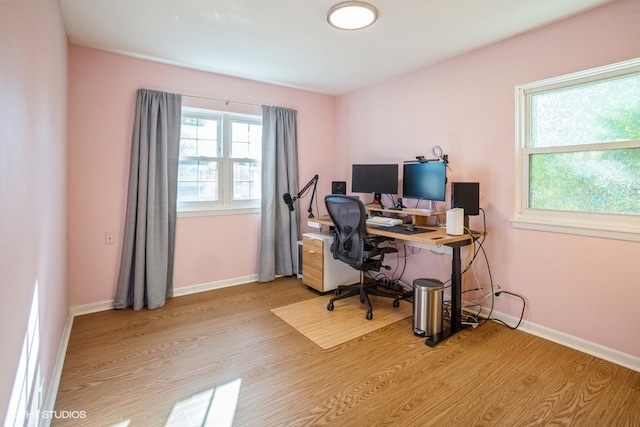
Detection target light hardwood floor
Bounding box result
[53,277,640,426]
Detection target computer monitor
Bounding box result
[402,161,447,202]
[451,182,480,216]
[351,164,398,206]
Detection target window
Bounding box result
[513,58,640,242]
[178,107,262,214]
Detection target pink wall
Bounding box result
[0,0,68,419]
[336,0,640,357]
[67,47,337,306]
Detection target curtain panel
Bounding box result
[114,89,182,310]
[259,105,299,282]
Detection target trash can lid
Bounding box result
[413,278,444,289]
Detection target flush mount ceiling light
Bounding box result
[327,1,378,30]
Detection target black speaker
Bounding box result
[332,181,346,195]
[451,182,480,216]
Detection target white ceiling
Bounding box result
[59,0,613,95]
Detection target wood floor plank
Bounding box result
[53,277,640,426]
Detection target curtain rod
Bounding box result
[182,93,261,108]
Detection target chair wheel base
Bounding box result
[366,311,373,320]
[327,302,334,311]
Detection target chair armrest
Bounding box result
[367,235,395,245]
[378,247,398,255]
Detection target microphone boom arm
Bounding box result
[290,174,319,218]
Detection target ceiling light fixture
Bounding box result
[327,1,378,30]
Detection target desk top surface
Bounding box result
[309,216,479,247]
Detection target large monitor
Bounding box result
[402,161,447,202]
[351,164,398,206]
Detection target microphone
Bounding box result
[282,193,295,211]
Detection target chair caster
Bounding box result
[393,298,400,308]
[334,288,341,296]
[327,302,334,311]
[366,311,373,320]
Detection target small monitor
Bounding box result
[451,182,480,216]
[352,164,398,206]
[402,161,447,201]
[351,164,398,195]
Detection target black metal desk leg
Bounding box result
[450,245,462,332]
[426,245,462,347]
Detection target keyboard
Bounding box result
[366,216,403,227]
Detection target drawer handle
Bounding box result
[308,250,316,254]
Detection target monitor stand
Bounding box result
[372,193,384,208]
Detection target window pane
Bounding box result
[233,162,261,200]
[531,73,640,148]
[198,119,218,139]
[198,182,218,201]
[178,160,198,182]
[231,122,262,159]
[198,139,217,157]
[529,147,640,214]
[180,138,197,157]
[180,118,200,139]
[177,182,198,202]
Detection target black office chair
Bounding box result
[324,195,401,320]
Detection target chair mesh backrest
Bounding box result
[325,195,367,268]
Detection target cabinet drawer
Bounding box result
[303,236,323,254]
[302,237,324,291]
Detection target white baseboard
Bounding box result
[69,299,114,316]
[41,312,74,427]
[463,302,640,372]
[69,274,259,316]
[172,274,258,297]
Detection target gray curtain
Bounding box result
[258,105,299,282]
[114,89,182,310]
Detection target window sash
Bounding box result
[513,58,640,241]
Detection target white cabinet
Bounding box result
[301,232,360,293]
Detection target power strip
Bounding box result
[404,240,452,254]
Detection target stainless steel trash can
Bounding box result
[413,278,443,337]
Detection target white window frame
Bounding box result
[178,107,262,217]
[512,57,640,242]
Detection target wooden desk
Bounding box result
[308,214,479,347]
[310,215,466,247]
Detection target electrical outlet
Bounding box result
[492,284,502,299]
[105,231,115,245]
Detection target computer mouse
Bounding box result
[405,225,416,232]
